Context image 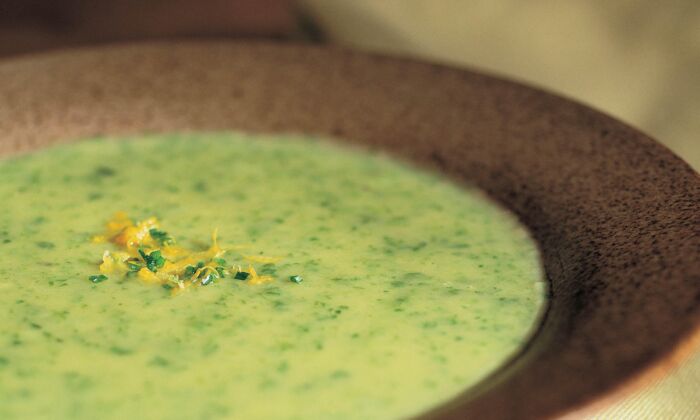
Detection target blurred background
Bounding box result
[0,0,698,417]
[0,0,697,170]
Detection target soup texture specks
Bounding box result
[0,133,545,420]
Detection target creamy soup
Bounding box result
[0,133,545,419]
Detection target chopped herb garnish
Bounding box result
[183,265,197,278]
[234,271,250,280]
[149,228,174,245]
[139,248,166,272]
[91,213,297,294]
[290,275,303,284]
[89,274,108,284]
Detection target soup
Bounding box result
[0,133,545,419]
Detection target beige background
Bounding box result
[301,1,700,418]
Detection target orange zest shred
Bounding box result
[92,212,279,294]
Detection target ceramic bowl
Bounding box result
[0,42,698,419]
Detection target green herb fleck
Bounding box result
[330,370,350,380]
[213,257,227,266]
[183,265,197,278]
[149,228,174,245]
[94,166,116,177]
[193,181,208,193]
[127,261,142,272]
[150,356,170,367]
[109,346,132,356]
[234,271,250,280]
[36,241,55,249]
[139,248,166,272]
[290,275,303,284]
[276,361,289,373]
[89,274,108,284]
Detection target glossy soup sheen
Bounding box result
[0,133,545,419]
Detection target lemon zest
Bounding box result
[91,212,287,293]
[137,267,162,284]
[247,265,273,285]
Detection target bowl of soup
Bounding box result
[0,42,698,419]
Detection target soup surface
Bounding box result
[0,133,545,419]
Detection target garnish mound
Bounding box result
[89,212,291,294]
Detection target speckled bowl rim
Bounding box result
[0,41,698,420]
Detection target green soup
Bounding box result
[0,133,545,419]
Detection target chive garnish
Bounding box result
[290,275,303,284]
[89,274,108,283]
